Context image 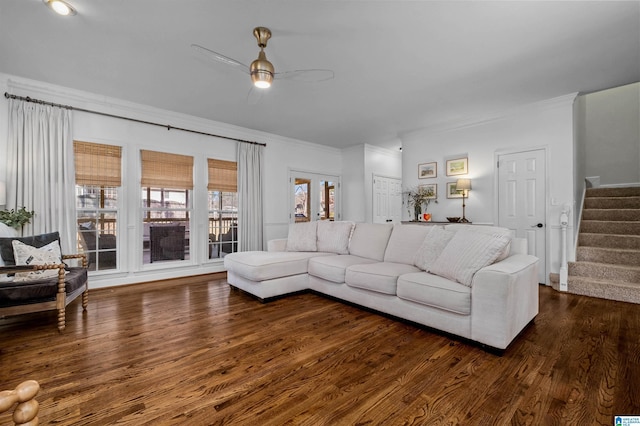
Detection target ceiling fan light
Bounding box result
[43,0,77,16]
[252,76,272,89]
[250,50,274,89]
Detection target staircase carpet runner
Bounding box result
[551,186,640,304]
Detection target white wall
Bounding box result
[579,82,640,186]
[341,145,366,222]
[340,144,402,223]
[0,73,341,289]
[401,94,577,280]
[263,139,343,242]
[363,144,402,223]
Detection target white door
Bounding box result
[497,149,546,284]
[373,175,402,224]
[291,171,341,222]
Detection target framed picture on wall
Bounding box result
[446,157,468,176]
[418,162,437,179]
[446,181,464,198]
[419,183,438,199]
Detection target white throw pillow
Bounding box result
[444,224,512,261]
[12,240,63,282]
[317,221,354,254]
[429,230,511,287]
[413,226,456,271]
[286,222,318,252]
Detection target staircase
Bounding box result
[554,186,640,304]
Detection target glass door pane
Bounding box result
[294,178,311,222]
[291,172,340,223]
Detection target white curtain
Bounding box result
[7,99,77,253]
[237,143,264,251]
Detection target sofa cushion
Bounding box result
[413,226,456,271]
[223,251,331,282]
[0,232,60,266]
[12,240,63,282]
[346,262,420,295]
[348,223,393,261]
[383,224,431,264]
[429,230,511,286]
[397,272,471,315]
[308,255,376,283]
[316,221,354,254]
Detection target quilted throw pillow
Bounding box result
[12,240,63,282]
[429,229,511,287]
[316,221,353,254]
[286,221,318,252]
[413,226,456,271]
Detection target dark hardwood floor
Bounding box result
[1,275,638,425]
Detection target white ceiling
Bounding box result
[1,1,638,150]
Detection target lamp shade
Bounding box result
[455,179,471,192]
[0,181,6,206]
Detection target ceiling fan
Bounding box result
[192,27,334,103]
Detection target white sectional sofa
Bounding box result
[224,221,539,351]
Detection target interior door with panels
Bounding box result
[497,149,546,284]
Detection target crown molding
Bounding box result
[400,93,579,141]
[2,72,337,151]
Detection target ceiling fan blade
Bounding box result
[247,86,264,105]
[191,44,249,74]
[274,69,335,82]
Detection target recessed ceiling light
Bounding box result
[43,0,77,16]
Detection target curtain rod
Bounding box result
[4,92,266,147]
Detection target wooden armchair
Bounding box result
[0,232,88,332]
[0,380,39,426]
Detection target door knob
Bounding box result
[531,223,543,228]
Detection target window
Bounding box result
[141,150,193,264]
[74,141,121,272]
[207,159,238,259]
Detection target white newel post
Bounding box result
[559,207,570,291]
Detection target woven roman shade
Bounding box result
[208,159,237,192]
[74,141,122,187]
[141,150,194,190]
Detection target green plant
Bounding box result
[0,207,35,229]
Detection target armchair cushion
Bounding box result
[0,267,87,307]
[0,232,60,266]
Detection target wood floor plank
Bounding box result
[1,277,639,425]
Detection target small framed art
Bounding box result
[419,183,437,199]
[418,162,437,179]
[446,157,468,176]
[446,181,464,198]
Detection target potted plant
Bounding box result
[403,186,437,221]
[0,207,35,233]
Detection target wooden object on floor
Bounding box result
[0,276,638,425]
[0,380,39,426]
[0,254,88,332]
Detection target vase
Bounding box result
[414,205,421,222]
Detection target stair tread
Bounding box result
[577,246,640,252]
[568,276,640,286]
[582,219,640,224]
[570,260,640,270]
[580,232,640,238]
